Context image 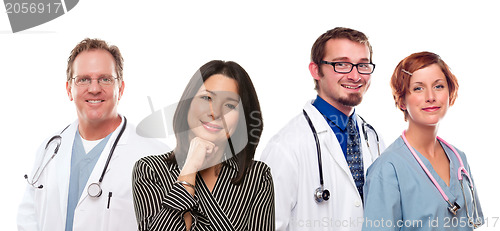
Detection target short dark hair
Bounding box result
[169,60,263,185]
[66,38,124,85]
[311,27,372,90]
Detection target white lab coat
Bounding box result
[17,116,169,231]
[261,101,385,231]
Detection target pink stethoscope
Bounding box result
[401,131,481,228]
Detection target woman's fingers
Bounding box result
[180,137,218,175]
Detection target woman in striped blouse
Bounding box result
[132,60,274,231]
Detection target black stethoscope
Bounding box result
[24,117,127,198]
[24,133,65,189]
[302,110,380,203]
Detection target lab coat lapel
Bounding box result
[76,116,128,206]
[55,120,78,222]
[303,103,353,182]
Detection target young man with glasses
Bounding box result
[261,27,385,231]
[17,38,168,231]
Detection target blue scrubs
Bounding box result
[363,137,483,231]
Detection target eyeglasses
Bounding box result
[320,61,375,74]
[71,76,119,87]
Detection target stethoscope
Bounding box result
[401,130,481,228]
[24,117,127,198]
[303,110,380,203]
[24,132,66,189]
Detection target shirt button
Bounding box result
[354,200,361,207]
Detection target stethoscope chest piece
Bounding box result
[447,201,461,215]
[314,187,330,203]
[88,182,102,197]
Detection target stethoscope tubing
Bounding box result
[303,109,380,202]
[35,136,62,184]
[25,117,127,198]
[401,130,481,224]
[401,131,452,202]
[25,124,70,188]
[97,117,127,184]
[303,110,325,186]
[437,137,473,187]
[401,130,471,202]
[401,130,481,227]
[88,117,127,197]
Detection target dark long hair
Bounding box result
[167,60,263,185]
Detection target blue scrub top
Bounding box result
[363,137,483,231]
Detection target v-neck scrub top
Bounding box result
[132,152,275,231]
[362,137,483,231]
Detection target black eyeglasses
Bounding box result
[320,61,375,74]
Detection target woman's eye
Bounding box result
[201,95,212,101]
[225,103,236,110]
[413,86,423,91]
[435,85,445,89]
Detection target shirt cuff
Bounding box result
[161,183,206,217]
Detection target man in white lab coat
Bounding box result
[261,27,385,231]
[17,38,168,231]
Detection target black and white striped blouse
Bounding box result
[132,152,275,231]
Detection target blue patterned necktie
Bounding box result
[346,117,364,200]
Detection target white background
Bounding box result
[1,0,499,229]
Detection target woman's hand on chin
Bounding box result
[180,137,219,176]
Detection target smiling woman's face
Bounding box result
[187,74,240,145]
[403,64,450,128]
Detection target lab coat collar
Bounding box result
[303,102,352,177]
[312,95,352,131]
[303,101,370,200]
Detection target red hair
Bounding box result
[390,51,459,121]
